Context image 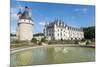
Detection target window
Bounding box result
[61,33,62,36]
[61,29,62,31]
[58,33,59,36]
[49,34,51,36]
[58,29,59,31]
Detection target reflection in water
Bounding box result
[16,50,33,66]
[10,47,95,67]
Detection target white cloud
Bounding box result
[74,8,80,12]
[74,8,88,14]
[10,8,17,19]
[10,8,18,22]
[39,22,45,26]
[82,8,87,14]
[71,16,76,20]
[10,3,24,22]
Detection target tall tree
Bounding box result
[83,26,95,39]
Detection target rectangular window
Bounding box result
[61,33,62,36]
[61,29,62,31]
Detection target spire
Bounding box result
[17,8,22,19]
[17,8,21,15]
[17,11,22,15]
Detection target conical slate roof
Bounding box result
[20,6,32,20]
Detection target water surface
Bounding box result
[10,46,95,67]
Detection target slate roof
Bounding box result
[19,6,32,20]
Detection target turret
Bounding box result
[17,9,22,20]
[16,6,34,41]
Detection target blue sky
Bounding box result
[11,0,95,33]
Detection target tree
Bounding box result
[41,37,47,42]
[10,33,16,36]
[31,38,37,44]
[33,33,44,37]
[86,40,89,45]
[83,26,95,39]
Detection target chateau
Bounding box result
[15,6,84,41]
[16,6,34,40]
[44,19,84,40]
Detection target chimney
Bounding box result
[25,6,29,12]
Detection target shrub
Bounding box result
[81,38,86,42]
[74,40,79,44]
[48,42,52,44]
[91,38,95,42]
[38,42,42,45]
[31,38,37,44]
[86,40,89,45]
[41,37,47,42]
[11,39,22,44]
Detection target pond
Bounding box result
[10,46,95,67]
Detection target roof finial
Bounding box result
[25,6,28,8]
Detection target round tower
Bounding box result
[17,6,34,41]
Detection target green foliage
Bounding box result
[48,40,58,44]
[33,33,44,37]
[86,41,90,45]
[48,40,80,44]
[10,33,16,36]
[86,40,92,45]
[31,38,37,44]
[41,37,47,42]
[11,39,23,44]
[38,42,42,45]
[81,38,86,42]
[10,42,35,48]
[11,40,35,48]
[48,41,52,44]
[83,26,95,39]
[91,38,95,42]
[74,40,79,44]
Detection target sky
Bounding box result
[11,0,95,33]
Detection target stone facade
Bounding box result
[44,19,84,40]
[16,7,33,41]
